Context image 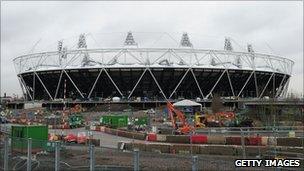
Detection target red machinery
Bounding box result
[167,102,194,134]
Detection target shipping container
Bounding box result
[134,116,148,126]
[11,125,48,152]
[100,115,128,128]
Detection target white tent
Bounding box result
[173,99,202,110]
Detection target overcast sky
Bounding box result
[1,1,303,97]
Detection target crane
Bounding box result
[167,102,194,134]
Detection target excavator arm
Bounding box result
[167,102,194,134]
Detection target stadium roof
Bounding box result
[173,99,202,107]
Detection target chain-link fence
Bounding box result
[1,134,303,171]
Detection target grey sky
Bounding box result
[1,1,303,97]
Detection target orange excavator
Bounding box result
[167,102,194,134]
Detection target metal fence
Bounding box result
[1,135,303,171]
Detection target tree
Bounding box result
[211,94,224,113]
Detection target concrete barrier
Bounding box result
[261,137,268,146]
[133,142,147,151]
[277,137,303,147]
[132,132,146,140]
[100,126,106,132]
[267,137,277,146]
[207,136,226,144]
[226,137,242,145]
[190,135,208,144]
[146,143,171,153]
[166,135,190,143]
[170,144,200,154]
[156,134,167,142]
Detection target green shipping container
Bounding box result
[100,115,128,128]
[100,115,112,125]
[134,116,148,126]
[11,125,48,152]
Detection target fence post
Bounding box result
[55,141,60,171]
[27,138,32,171]
[192,155,198,171]
[4,135,9,171]
[89,145,95,171]
[133,148,139,171]
[240,129,246,159]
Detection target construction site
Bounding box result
[0,32,303,170]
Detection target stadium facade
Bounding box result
[13,32,294,101]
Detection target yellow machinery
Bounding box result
[194,112,206,128]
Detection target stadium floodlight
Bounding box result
[180,32,193,47]
[224,37,233,51]
[124,31,138,46]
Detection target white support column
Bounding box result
[148,68,168,100]
[103,68,123,97]
[34,72,54,100]
[54,71,63,99]
[169,68,191,99]
[19,76,33,101]
[259,73,274,98]
[281,77,290,98]
[237,71,254,98]
[17,76,27,100]
[206,69,226,99]
[275,74,287,98]
[88,69,103,98]
[128,68,148,99]
[63,70,85,98]
[272,73,276,98]
[226,70,235,97]
[190,69,204,98]
[33,72,35,100]
[254,71,259,97]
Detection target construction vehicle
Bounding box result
[68,114,84,128]
[194,112,206,128]
[194,111,237,127]
[167,102,194,134]
[63,132,90,144]
[64,133,77,143]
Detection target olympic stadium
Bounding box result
[13,32,294,102]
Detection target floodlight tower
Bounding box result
[78,34,87,49]
[124,31,138,47]
[247,44,254,53]
[58,41,63,65]
[224,37,233,51]
[123,31,138,64]
[180,32,193,47]
[247,44,255,68]
[57,40,67,66]
[78,34,90,66]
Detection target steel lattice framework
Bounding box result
[13,46,294,101]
